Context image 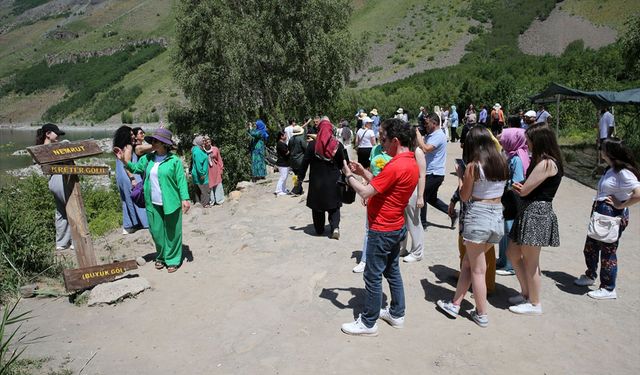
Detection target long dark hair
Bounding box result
[525,124,563,175]
[601,138,640,179]
[35,128,46,145]
[113,125,133,149]
[462,126,508,181]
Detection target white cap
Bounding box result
[524,110,536,117]
[362,116,373,123]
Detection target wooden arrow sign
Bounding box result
[27,140,103,164]
[41,164,110,175]
[62,260,139,291]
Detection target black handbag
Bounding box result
[338,173,356,204]
[502,162,520,220]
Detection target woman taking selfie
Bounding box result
[437,126,508,327]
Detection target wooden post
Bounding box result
[65,174,97,268]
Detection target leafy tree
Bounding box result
[621,14,640,80]
[172,0,363,189]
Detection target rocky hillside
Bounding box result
[0,0,629,125]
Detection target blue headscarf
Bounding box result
[255,119,269,140]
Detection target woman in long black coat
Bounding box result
[301,118,348,239]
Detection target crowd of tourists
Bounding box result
[39,99,637,331]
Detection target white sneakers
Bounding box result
[379,308,404,328]
[341,310,406,336]
[436,300,460,318]
[402,253,423,263]
[352,261,365,273]
[574,274,596,286]
[341,315,378,336]
[588,288,617,300]
[331,228,340,240]
[122,227,138,235]
[509,302,542,315]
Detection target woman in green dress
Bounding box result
[249,119,268,181]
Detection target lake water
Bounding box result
[0,127,115,176]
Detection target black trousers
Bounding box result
[450,126,459,142]
[419,174,449,228]
[312,208,340,235]
[357,147,372,169]
[291,167,305,195]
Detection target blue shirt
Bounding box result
[425,129,447,175]
[371,115,380,137]
[479,109,487,124]
[450,111,459,127]
[509,156,525,183]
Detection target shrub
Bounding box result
[90,86,142,122]
[121,111,134,124]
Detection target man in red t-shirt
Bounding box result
[340,118,419,336]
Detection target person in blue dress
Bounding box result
[249,120,268,181]
[113,126,148,234]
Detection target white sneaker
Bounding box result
[509,302,542,315]
[379,308,404,328]
[436,300,460,318]
[508,294,527,305]
[471,310,489,328]
[587,288,617,300]
[341,315,378,336]
[574,274,596,286]
[277,192,288,196]
[402,253,423,263]
[122,228,137,235]
[331,228,340,240]
[496,269,515,276]
[352,261,366,273]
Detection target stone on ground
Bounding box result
[88,277,150,306]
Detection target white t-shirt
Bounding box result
[356,128,375,148]
[598,111,614,139]
[597,168,640,202]
[284,125,294,143]
[150,154,168,205]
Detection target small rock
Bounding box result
[19,284,39,298]
[229,191,242,200]
[236,181,253,190]
[136,256,146,266]
[88,277,151,306]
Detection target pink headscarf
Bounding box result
[500,128,530,176]
[315,119,339,159]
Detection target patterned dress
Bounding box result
[250,129,266,178]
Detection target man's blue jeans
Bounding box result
[361,226,407,328]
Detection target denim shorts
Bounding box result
[462,201,504,244]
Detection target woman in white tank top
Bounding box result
[437,126,508,327]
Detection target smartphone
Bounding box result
[455,158,466,174]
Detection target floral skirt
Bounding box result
[509,200,560,247]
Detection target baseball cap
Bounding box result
[524,110,536,117]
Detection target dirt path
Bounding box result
[19,143,640,374]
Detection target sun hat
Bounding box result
[524,110,536,118]
[396,107,404,114]
[370,108,378,116]
[42,123,65,136]
[292,125,304,135]
[144,127,174,145]
[493,103,501,109]
[358,112,367,119]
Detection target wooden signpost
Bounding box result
[27,139,136,292]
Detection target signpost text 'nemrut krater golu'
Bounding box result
[27,140,138,291]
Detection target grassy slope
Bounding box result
[349,0,472,84]
[561,0,640,31]
[0,0,633,124]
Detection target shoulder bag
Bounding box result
[587,211,621,243]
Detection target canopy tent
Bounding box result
[531,83,640,108]
[529,83,640,136]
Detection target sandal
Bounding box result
[155,261,164,270]
[167,266,178,273]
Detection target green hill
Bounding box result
[0,0,635,124]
